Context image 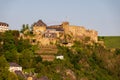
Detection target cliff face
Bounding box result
[31,20,98,46]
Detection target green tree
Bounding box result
[4,49,19,62]
[0,56,9,80]
[115,48,120,55]
[19,49,34,68]
[34,62,43,73]
[3,31,17,51]
[7,72,18,80]
[17,39,31,53]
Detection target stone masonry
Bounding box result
[31,20,98,46]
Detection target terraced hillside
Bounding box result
[36,45,58,61]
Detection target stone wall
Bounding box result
[62,22,98,42]
[33,26,46,35]
[31,21,98,46]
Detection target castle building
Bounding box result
[32,20,64,38]
[32,20,64,45]
[0,22,9,32]
[32,20,47,35]
[32,20,98,45]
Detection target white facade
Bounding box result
[9,66,22,72]
[0,26,8,32]
[9,63,22,72]
[56,55,64,60]
[0,22,9,32]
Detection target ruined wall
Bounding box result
[62,22,98,42]
[85,30,98,42]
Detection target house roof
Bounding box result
[33,20,47,27]
[9,62,21,67]
[15,71,26,79]
[0,22,9,26]
[47,25,64,31]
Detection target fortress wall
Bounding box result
[85,30,98,42]
[33,26,46,35]
[65,25,86,37]
[74,26,86,36]
[68,26,77,36]
[63,25,86,36]
[91,30,98,42]
[63,24,98,42]
[31,21,98,45]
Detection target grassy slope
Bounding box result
[98,36,120,48]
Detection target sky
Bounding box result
[0,0,120,36]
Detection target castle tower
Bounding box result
[32,20,47,35]
[62,22,69,34]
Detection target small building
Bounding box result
[0,22,9,32]
[56,55,64,60]
[9,62,22,72]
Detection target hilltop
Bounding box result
[0,21,120,80]
[20,20,98,46]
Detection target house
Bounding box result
[0,22,9,32]
[9,62,22,72]
[15,71,27,79]
[56,55,64,60]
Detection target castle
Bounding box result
[31,20,98,46]
[0,22,9,32]
[0,20,98,61]
[0,20,97,46]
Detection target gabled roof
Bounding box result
[9,62,21,67]
[33,20,47,26]
[0,22,9,26]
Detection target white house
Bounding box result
[0,22,9,32]
[56,55,64,60]
[9,62,22,72]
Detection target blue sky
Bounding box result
[0,0,120,36]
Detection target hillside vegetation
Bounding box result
[99,36,120,48]
[0,29,120,80]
